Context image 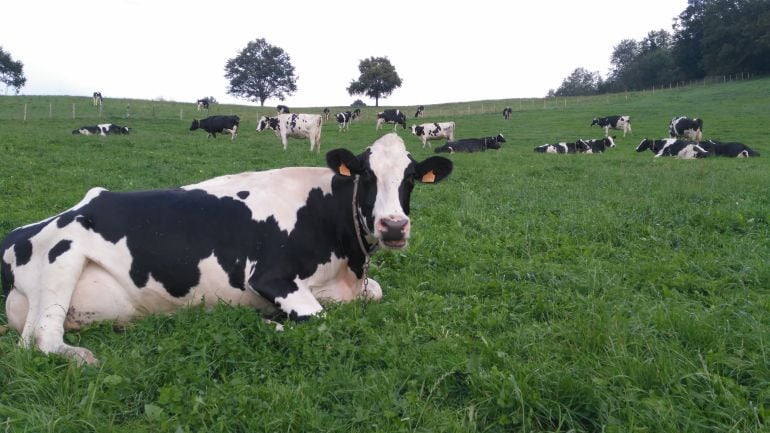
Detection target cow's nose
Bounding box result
[379,218,409,241]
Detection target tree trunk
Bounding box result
[375,96,379,107]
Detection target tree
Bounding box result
[549,68,603,97]
[0,47,26,94]
[224,38,297,107]
[347,57,402,107]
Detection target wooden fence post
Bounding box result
[179,109,183,120]
[23,103,27,121]
[72,103,76,119]
[49,103,53,119]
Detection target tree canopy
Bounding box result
[0,47,26,94]
[224,38,297,107]
[548,68,602,97]
[347,57,402,107]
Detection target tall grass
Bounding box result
[1,78,769,432]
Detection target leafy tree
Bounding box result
[224,38,297,107]
[609,39,641,83]
[351,99,366,107]
[0,47,26,94]
[549,68,602,96]
[347,57,402,107]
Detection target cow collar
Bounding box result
[352,175,379,257]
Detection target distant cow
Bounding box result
[92,92,103,106]
[582,136,616,153]
[435,134,505,153]
[257,113,323,152]
[335,111,357,132]
[323,108,331,121]
[277,105,290,114]
[699,140,760,157]
[376,109,407,130]
[503,107,512,120]
[196,99,210,111]
[353,108,361,120]
[72,123,130,136]
[636,138,676,154]
[657,140,709,159]
[534,141,591,154]
[190,115,240,140]
[669,116,703,141]
[590,115,631,137]
[414,105,424,118]
[0,133,453,364]
[410,122,455,148]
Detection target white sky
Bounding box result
[1,0,688,108]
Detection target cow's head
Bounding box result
[326,133,453,250]
[396,112,407,129]
[256,116,279,132]
[189,119,200,131]
[590,118,600,127]
[605,136,616,148]
[636,139,653,152]
[410,125,424,136]
[495,133,506,143]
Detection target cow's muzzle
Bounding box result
[378,217,410,249]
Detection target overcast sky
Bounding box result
[2,0,688,108]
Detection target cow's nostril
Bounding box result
[380,219,408,241]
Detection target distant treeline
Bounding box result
[550,0,770,96]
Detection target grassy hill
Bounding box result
[1,78,769,432]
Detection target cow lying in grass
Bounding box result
[435,134,505,153]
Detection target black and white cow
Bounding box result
[410,121,455,148]
[190,115,240,140]
[72,123,130,136]
[414,105,424,118]
[698,140,760,157]
[196,98,210,111]
[335,111,358,132]
[257,113,323,152]
[534,141,591,154]
[93,92,103,106]
[434,133,505,153]
[376,109,407,130]
[502,107,512,120]
[590,115,631,137]
[669,116,703,141]
[582,136,616,153]
[655,139,709,159]
[277,105,290,114]
[636,138,677,154]
[0,133,453,364]
[323,108,331,121]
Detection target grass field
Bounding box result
[1,78,769,432]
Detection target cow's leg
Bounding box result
[604,125,610,137]
[6,289,29,336]
[249,278,323,321]
[282,135,288,151]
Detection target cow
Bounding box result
[698,140,760,157]
[93,92,103,106]
[581,136,616,153]
[434,134,505,153]
[196,98,210,111]
[655,139,709,159]
[590,115,631,137]
[257,113,323,152]
[669,116,703,141]
[353,108,362,120]
[323,108,331,121]
[503,107,512,120]
[0,133,453,365]
[414,105,424,118]
[376,109,407,130]
[335,111,358,132]
[534,141,591,154]
[72,124,130,136]
[410,122,455,148]
[636,138,677,154]
[277,105,290,114]
[190,115,240,140]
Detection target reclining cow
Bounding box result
[435,134,506,153]
[1,133,453,364]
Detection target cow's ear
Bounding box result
[326,148,363,177]
[415,156,453,184]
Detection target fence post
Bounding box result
[72,103,76,119]
[179,109,183,120]
[23,104,27,121]
[49,103,52,119]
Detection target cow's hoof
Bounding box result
[60,345,99,366]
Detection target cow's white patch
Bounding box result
[275,286,323,318]
[368,134,412,228]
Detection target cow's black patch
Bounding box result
[237,191,250,200]
[48,239,73,264]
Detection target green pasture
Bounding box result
[1,78,769,432]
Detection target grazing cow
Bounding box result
[414,105,424,118]
[434,134,506,153]
[669,116,703,141]
[257,113,323,152]
[353,108,361,120]
[410,122,455,148]
[376,109,407,130]
[196,99,210,111]
[92,92,103,106]
[636,138,677,154]
[534,141,591,154]
[582,136,616,153]
[590,115,632,137]
[335,111,358,132]
[655,140,709,159]
[503,107,512,120]
[699,140,760,157]
[277,105,290,114]
[190,115,240,140]
[323,108,331,121]
[72,123,130,136]
[0,133,454,364]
